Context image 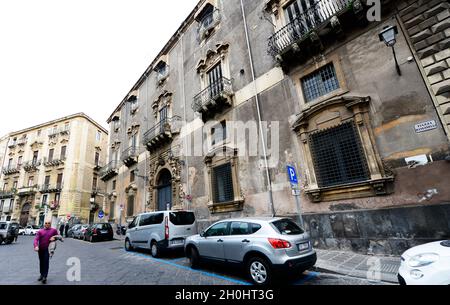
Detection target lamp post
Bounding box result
[379,25,401,76]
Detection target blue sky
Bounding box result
[0,0,198,135]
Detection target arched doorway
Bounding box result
[20,203,31,227]
[157,169,172,211]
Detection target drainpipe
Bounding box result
[180,33,191,211]
[239,0,276,217]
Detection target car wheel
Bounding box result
[248,257,272,285]
[188,247,200,269]
[125,239,134,252]
[5,239,13,245]
[150,241,160,258]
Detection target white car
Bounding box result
[24,225,41,236]
[398,240,450,285]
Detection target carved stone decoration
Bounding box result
[30,141,44,150]
[147,149,183,211]
[292,95,395,203]
[196,42,230,74]
[152,90,173,118]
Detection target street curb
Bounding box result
[314,265,399,284]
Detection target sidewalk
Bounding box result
[314,249,401,284]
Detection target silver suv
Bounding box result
[185,217,316,285]
[125,211,197,257]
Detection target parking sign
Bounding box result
[287,165,298,185]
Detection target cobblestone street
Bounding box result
[0,236,391,285]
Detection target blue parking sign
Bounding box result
[98,210,104,219]
[287,165,298,185]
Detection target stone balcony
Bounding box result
[23,160,42,172]
[143,116,181,152]
[40,184,63,194]
[2,164,21,175]
[121,147,139,168]
[17,185,39,197]
[43,157,66,167]
[100,160,120,181]
[192,77,233,122]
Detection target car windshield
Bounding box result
[169,212,195,226]
[0,223,7,230]
[272,219,304,235]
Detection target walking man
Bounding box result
[34,220,58,284]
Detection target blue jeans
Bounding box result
[38,249,50,278]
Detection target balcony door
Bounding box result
[208,63,223,99]
[159,106,168,133]
[284,0,321,35]
[20,203,31,227]
[57,173,63,188]
[48,149,54,162]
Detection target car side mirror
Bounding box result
[200,231,206,238]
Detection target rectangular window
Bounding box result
[44,176,50,187]
[48,149,54,162]
[33,151,39,163]
[301,63,340,103]
[127,195,135,217]
[212,163,234,203]
[8,158,12,168]
[92,177,98,190]
[12,181,18,190]
[211,121,227,146]
[2,183,7,191]
[57,174,63,188]
[28,177,34,187]
[60,146,67,160]
[309,121,370,188]
[130,170,135,183]
[95,152,100,166]
[112,180,116,190]
[96,131,102,141]
[18,156,23,166]
[55,193,61,204]
[42,194,48,205]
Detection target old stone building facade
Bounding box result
[104,0,450,255]
[0,113,108,227]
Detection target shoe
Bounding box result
[42,277,47,284]
[37,276,43,282]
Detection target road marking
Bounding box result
[124,250,251,285]
[294,271,320,285]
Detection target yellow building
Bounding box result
[0,113,108,227]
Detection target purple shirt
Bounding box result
[34,228,58,250]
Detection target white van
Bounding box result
[125,211,197,257]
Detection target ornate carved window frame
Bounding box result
[196,42,231,88]
[204,146,244,214]
[152,90,173,120]
[292,95,394,202]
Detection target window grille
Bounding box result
[301,63,340,102]
[309,121,370,187]
[212,163,234,203]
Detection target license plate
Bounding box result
[100,230,108,234]
[171,239,184,245]
[297,242,309,251]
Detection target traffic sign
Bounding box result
[287,165,298,185]
[98,210,104,219]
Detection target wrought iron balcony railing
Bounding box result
[0,189,16,199]
[192,77,233,113]
[198,9,221,40]
[48,127,71,137]
[268,0,351,57]
[121,146,139,167]
[17,185,39,196]
[40,183,63,193]
[2,163,21,175]
[17,138,28,146]
[157,65,170,84]
[23,160,42,172]
[43,157,66,167]
[100,160,120,181]
[143,116,181,150]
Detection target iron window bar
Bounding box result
[212,162,234,204]
[309,120,370,188]
[192,77,233,113]
[301,63,340,102]
[268,0,352,57]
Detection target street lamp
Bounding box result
[379,25,401,76]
